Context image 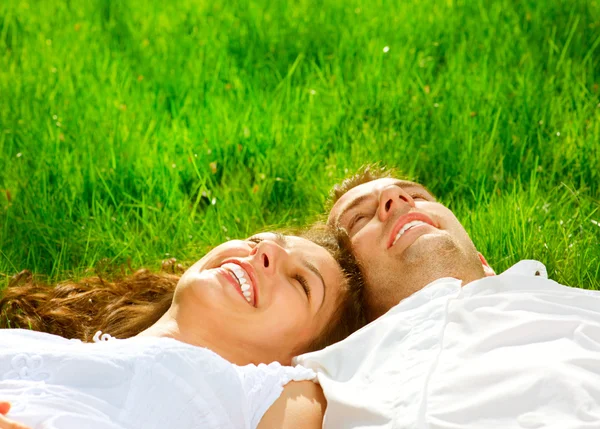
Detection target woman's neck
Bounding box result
[137,311,182,339]
[137,308,262,365]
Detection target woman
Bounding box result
[0,227,365,429]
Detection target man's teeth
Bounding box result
[392,220,428,246]
[221,263,253,304]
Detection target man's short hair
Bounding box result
[327,164,398,209]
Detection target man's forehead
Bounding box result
[328,178,432,224]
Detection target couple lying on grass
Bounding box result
[2,165,600,429]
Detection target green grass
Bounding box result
[1,0,599,289]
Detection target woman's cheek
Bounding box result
[270,304,307,336]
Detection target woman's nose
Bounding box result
[251,239,288,276]
[378,186,415,222]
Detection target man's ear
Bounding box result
[478,253,496,277]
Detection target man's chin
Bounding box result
[397,232,458,264]
[397,234,484,285]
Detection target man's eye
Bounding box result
[349,214,367,231]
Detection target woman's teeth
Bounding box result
[392,220,428,246]
[221,263,253,304]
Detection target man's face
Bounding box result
[329,178,486,320]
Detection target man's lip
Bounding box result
[221,259,259,307]
[387,212,437,249]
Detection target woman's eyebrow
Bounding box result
[273,232,288,246]
[303,259,326,309]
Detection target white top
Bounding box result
[296,260,600,429]
[0,330,317,429]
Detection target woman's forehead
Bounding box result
[252,232,330,256]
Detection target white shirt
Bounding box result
[296,260,600,429]
[0,330,316,429]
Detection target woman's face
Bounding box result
[172,233,345,365]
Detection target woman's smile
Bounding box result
[220,262,257,307]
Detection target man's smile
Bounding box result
[387,212,437,249]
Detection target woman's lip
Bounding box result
[218,268,254,306]
[221,259,259,307]
[387,212,437,249]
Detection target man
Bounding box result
[327,166,495,320]
[296,166,600,429]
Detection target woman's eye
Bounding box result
[294,274,311,300]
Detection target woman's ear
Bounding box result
[478,253,496,277]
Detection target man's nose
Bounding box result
[378,186,415,222]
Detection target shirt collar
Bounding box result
[500,260,547,278]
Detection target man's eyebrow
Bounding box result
[335,194,374,226]
[303,259,326,310]
[391,179,420,191]
[394,180,436,200]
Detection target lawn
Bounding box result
[1,0,599,289]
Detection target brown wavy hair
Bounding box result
[0,226,366,355]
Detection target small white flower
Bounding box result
[383,46,390,53]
